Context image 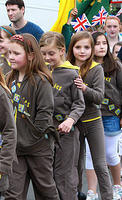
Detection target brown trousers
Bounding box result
[53,119,80,200]
[4,137,60,200]
[77,118,113,200]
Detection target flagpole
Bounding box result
[75,0,77,8]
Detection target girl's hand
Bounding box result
[58,118,75,133]
[74,76,87,92]
[67,8,78,25]
[120,118,122,128]
[70,8,78,18]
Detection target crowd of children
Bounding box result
[0,2,122,200]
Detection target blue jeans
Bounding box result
[102,116,121,136]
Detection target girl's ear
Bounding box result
[60,47,65,56]
[27,52,34,61]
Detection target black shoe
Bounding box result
[78,192,86,200]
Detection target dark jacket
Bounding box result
[10,73,54,154]
[0,85,17,174]
[52,61,85,123]
[101,61,122,118]
[79,61,104,122]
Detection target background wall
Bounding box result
[0,0,59,32]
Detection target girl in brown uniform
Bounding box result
[4,34,60,200]
[40,31,85,200]
[0,68,17,197]
[83,32,122,200]
[67,31,113,200]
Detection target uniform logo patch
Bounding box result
[11,85,16,93]
[109,104,115,111]
[18,104,25,113]
[102,98,109,105]
[13,93,20,103]
[115,109,121,116]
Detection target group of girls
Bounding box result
[40,30,122,200]
[0,24,121,200]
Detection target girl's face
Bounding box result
[8,42,27,72]
[0,30,10,55]
[94,35,108,59]
[73,38,92,65]
[40,43,64,68]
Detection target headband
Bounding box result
[11,35,24,42]
[0,27,13,36]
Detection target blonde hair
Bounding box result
[105,16,120,25]
[39,31,66,60]
[0,69,10,94]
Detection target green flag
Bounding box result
[62,0,110,51]
[76,0,93,17]
[86,0,110,23]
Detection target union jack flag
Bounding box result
[116,8,122,17]
[71,13,91,32]
[91,6,108,26]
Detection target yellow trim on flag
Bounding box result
[50,0,75,33]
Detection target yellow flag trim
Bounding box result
[50,0,75,33]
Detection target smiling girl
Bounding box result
[67,31,113,200]
[40,31,85,200]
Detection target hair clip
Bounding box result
[0,27,13,36]
[11,35,24,42]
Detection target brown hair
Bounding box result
[92,31,119,75]
[0,25,15,39]
[67,31,94,78]
[6,33,53,88]
[112,42,122,54]
[5,0,25,9]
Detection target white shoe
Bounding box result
[86,190,98,200]
[112,185,122,200]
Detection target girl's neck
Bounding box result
[75,60,83,68]
[108,35,118,42]
[52,60,65,69]
[95,57,103,64]
[18,71,25,82]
